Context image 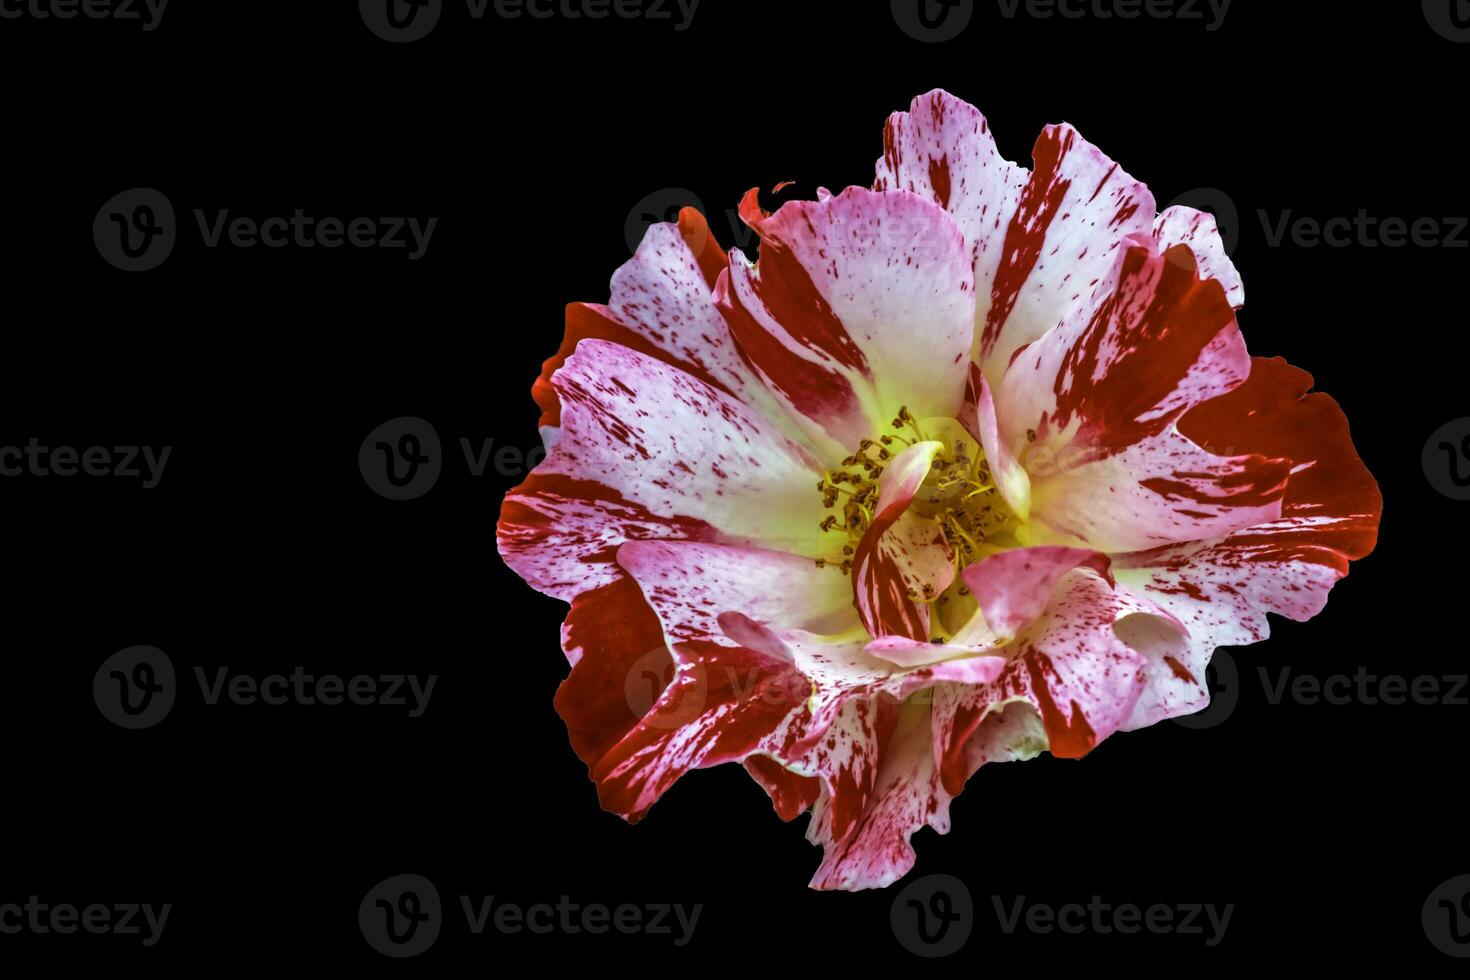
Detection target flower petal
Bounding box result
[552,574,673,768]
[975,123,1156,382]
[535,209,733,429]
[939,565,1184,792]
[995,241,1291,552]
[1114,356,1382,727]
[874,90,1028,335]
[1155,205,1244,309]
[852,440,946,641]
[806,701,949,891]
[961,361,1031,520]
[591,638,809,821]
[499,339,829,602]
[961,546,1114,638]
[744,754,821,822]
[593,540,864,822]
[616,540,858,648]
[718,186,976,456]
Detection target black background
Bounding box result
[1,0,1464,968]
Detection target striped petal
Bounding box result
[994,241,1291,553]
[1113,356,1383,728]
[498,339,828,602]
[716,186,976,459]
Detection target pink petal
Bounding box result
[851,441,946,640]
[1113,356,1383,727]
[874,90,1028,340]
[806,702,951,891]
[717,186,976,456]
[962,546,1115,638]
[499,339,828,601]
[616,540,858,648]
[960,361,1031,519]
[535,209,733,432]
[995,241,1291,552]
[976,123,1156,382]
[604,540,881,826]
[939,565,1185,792]
[1155,205,1244,309]
[592,638,809,821]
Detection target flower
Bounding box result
[497,90,1382,891]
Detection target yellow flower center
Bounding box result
[815,407,1017,585]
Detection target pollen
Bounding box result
[815,407,1017,579]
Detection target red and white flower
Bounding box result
[498,90,1381,891]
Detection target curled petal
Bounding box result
[961,361,1031,520]
[851,441,946,641]
[806,701,949,891]
[962,546,1115,639]
[940,565,1186,792]
[1155,205,1244,309]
